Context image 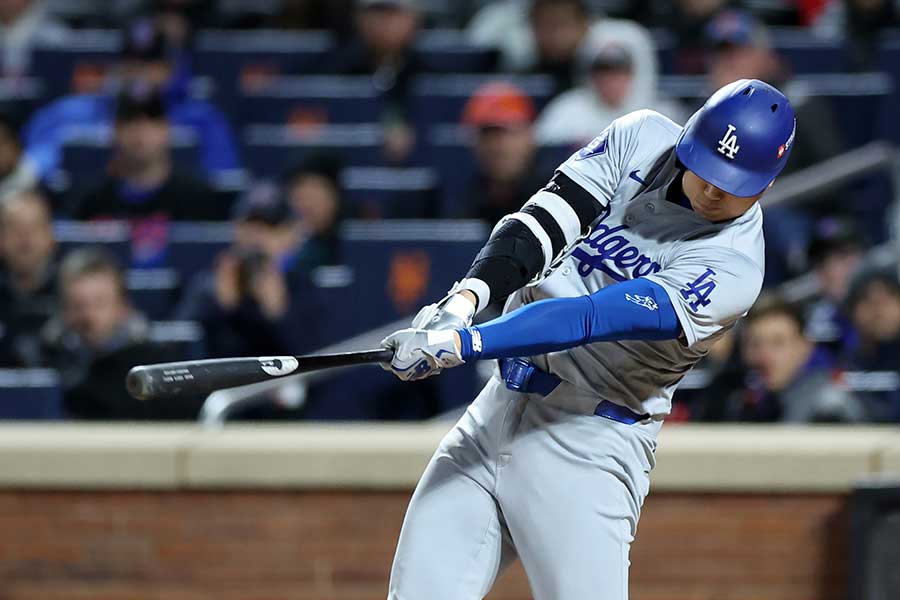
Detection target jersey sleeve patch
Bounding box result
[645,250,762,348]
[678,268,717,312]
[574,130,609,161]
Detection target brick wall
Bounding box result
[0,491,846,600]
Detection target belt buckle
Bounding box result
[504,358,535,392]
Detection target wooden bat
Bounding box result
[125,348,394,401]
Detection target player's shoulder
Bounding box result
[613,109,682,140]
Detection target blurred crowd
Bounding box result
[0,0,898,422]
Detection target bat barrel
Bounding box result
[126,349,394,401]
[125,365,158,401]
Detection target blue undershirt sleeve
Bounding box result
[457,278,681,361]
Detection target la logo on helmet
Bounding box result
[716,124,740,159]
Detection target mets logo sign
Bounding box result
[571,206,661,281]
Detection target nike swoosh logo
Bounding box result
[629,170,646,185]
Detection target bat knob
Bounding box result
[126,366,154,401]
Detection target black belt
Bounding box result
[498,358,651,425]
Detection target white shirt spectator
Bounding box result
[535,24,686,145]
[0,0,69,76]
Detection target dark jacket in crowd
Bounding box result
[0,262,58,367]
[326,39,425,123]
[39,314,200,420]
[72,171,226,221]
[457,159,551,225]
[729,348,866,423]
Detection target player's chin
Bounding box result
[697,205,725,221]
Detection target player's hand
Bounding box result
[380,328,464,381]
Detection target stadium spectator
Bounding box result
[329,0,424,163]
[175,183,322,358]
[662,0,729,74]
[732,296,866,423]
[69,86,223,221]
[453,82,548,226]
[146,0,219,49]
[285,156,344,273]
[844,269,900,422]
[0,190,57,366]
[0,0,69,76]
[535,42,685,145]
[37,247,195,419]
[702,10,844,284]
[527,0,590,94]
[676,329,748,422]
[0,111,36,202]
[23,17,241,185]
[814,0,900,68]
[467,0,656,99]
[804,218,865,352]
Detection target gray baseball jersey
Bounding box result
[387,109,766,600]
[507,109,765,418]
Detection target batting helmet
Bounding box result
[675,79,796,197]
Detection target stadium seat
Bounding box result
[241,124,385,178]
[409,74,556,129]
[875,36,900,145]
[0,77,48,125]
[305,220,491,419]
[341,167,442,219]
[166,222,233,280]
[0,369,63,419]
[54,221,232,279]
[30,31,121,97]
[337,219,488,327]
[192,30,336,109]
[54,220,131,263]
[652,27,852,75]
[126,269,181,320]
[236,76,383,127]
[148,320,206,361]
[414,29,499,73]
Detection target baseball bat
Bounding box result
[126,348,394,401]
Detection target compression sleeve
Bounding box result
[462,172,605,312]
[456,278,680,361]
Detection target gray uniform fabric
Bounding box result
[389,110,765,599]
[389,378,660,600]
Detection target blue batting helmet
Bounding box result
[675,79,796,197]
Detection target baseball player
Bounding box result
[381,79,796,599]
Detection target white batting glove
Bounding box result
[412,283,477,331]
[380,328,464,381]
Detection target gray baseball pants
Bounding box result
[387,375,661,600]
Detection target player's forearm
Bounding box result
[456,278,681,360]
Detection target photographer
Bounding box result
[174,183,322,358]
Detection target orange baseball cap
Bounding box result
[462,82,536,129]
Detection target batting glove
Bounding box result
[411,282,477,332]
[380,328,464,381]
